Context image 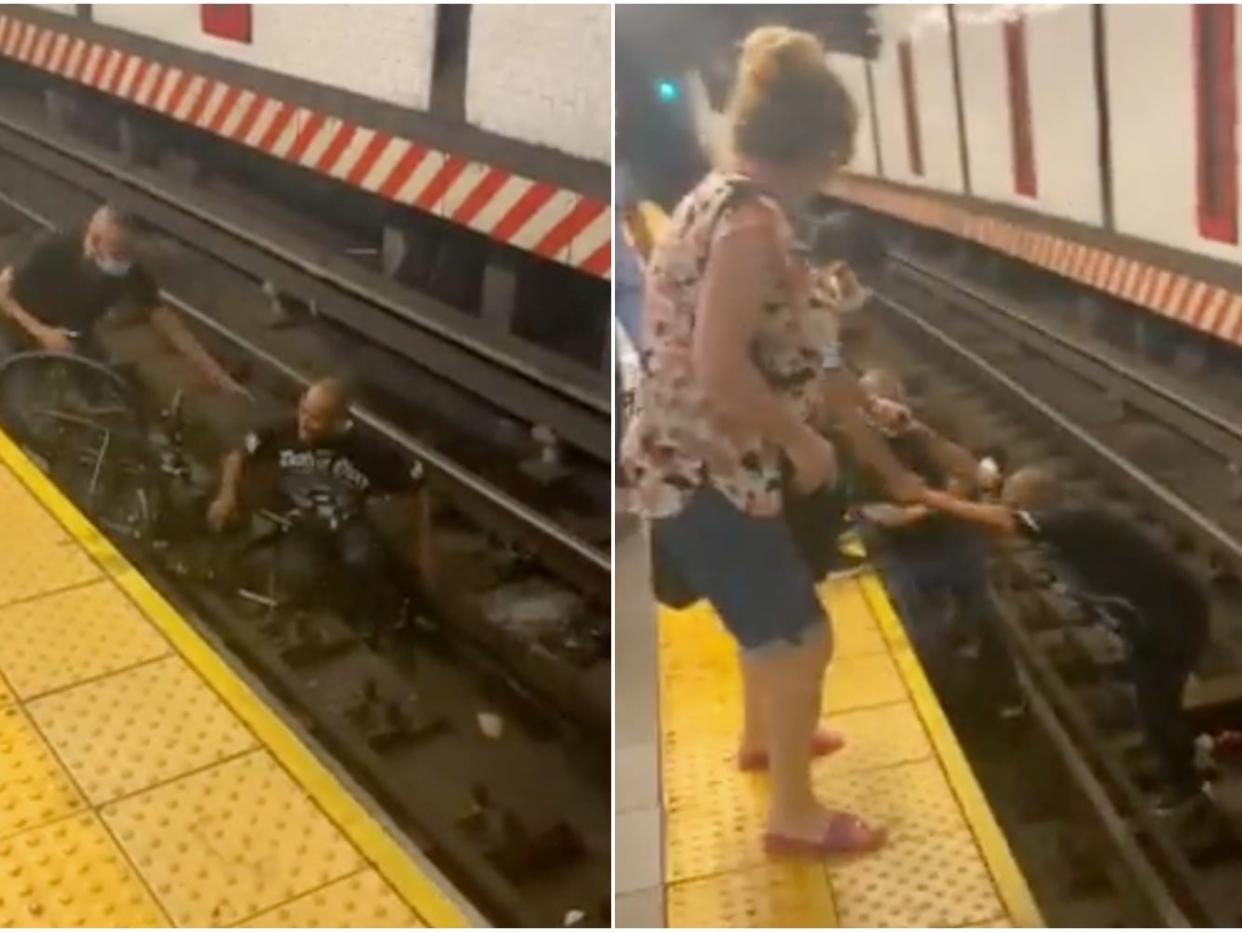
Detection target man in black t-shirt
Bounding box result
[0,205,245,394]
[855,370,1022,715]
[207,378,433,632]
[924,467,1211,811]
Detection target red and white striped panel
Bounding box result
[828,174,1242,345]
[0,13,611,279]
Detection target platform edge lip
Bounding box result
[0,427,475,929]
[860,571,1045,929]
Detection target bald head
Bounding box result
[1001,465,1058,511]
[297,378,352,443]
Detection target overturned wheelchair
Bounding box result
[0,350,426,648]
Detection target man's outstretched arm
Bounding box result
[922,488,1019,534]
[150,306,250,396]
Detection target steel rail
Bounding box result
[889,251,1242,465]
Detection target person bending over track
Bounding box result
[207,378,435,638]
[923,466,1211,812]
[854,369,1024,718]
[0,204,246,395]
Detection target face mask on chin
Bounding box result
[94,255,132,278]
[85,238,132,278]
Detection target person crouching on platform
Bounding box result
[207,378,434,639]
[855,370,1024,718]
[923,466,1211,813]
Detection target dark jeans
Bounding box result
[651,485,827,654]
[274,517,395,626]
[879,530,1021,702]
[1128,613,1208,794]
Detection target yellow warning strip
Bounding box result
[0,429,471,928]
[860,572,1044,927]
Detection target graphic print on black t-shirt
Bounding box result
[9,229,159,336]
[244,418,424,512]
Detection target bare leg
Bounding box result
[738,630,844,769]
[756,629,833,838]
[739,653,768,760]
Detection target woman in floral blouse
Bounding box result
[620,26,916,856]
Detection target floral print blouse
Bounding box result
[619,172,844,519]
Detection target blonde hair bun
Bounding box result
[730,25,857,168]
[739,26,831,94]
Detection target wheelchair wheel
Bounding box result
[0,351,157,538]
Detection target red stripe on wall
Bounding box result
[126,57,150,102]
[580,240,611,277]
[143,65,174,108]
[412,154,468,211]
[1003,13,1037,197]
[67,39,90,82]
[285,111,325,163]
[344,131,393,187]
[451,166,511,225]
[376,144,429,199]
[897,39,924,177]
[164,71,196,116]
[183,77,216,127]
[1193,5,1238,244]
[206,83,242,133]
[228,91,266,141]
[533,197,605,260]
[314,122,356,173]
[254,101,295,151]
[105,50,129,95]
[86,44,111,88]
[490,182,557,240]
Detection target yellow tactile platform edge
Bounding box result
[0,429,470,928]
[658,569,1044,928]
[860,574,1042,928]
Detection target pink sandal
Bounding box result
[738,729,846,771]
[764,811,887,858]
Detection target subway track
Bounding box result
[849,239,1242,926]
[0,123,609,925]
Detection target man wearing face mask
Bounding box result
[0,204,246,395]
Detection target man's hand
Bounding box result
[870,397,913,433]
[36,326,74,353]
[206,491,238,532]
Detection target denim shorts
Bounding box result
[652,485,829,654]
